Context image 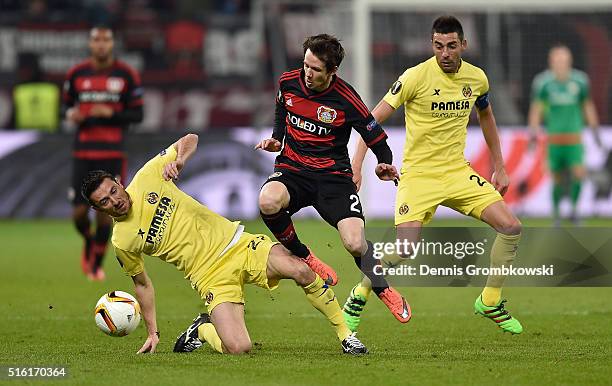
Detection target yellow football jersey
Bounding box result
[383,56,489,170]
[112,145,240,285]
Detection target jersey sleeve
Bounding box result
[531,73,548,102]
[340,81,389,147]
[353,113,388,148]
[138,144,179,178]
[272,84,287,142]
[115,246,145,276]
[382,67,419,109]
[125,67,144,108]
[474,69,491,110]
[62,71,77,111]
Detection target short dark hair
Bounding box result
[432,15,464,41]
[303,34,345,72]
[81,170,116,206]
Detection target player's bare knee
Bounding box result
[498,218,522,235]
[225,340,251,354]
[341,233,365,257]
[294,260,314,286]
[258,193,282,214]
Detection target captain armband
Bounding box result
[475,92,490,110]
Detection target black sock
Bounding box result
[74,216,91,239]
[92,224,112,270]
[260,211,309,258]
[353,240,389,296]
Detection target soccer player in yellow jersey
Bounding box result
[344,16,523,334]
[81,133,368,355]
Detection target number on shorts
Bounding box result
[349,194,361,213]
[248,236,266,251]
[469,174,486,187]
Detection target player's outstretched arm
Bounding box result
[527,100,544,150]
[132,270,160,354]
[477,105,509,196]
[352,100,396,191]
[163,133,199,181]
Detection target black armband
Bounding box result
[475,92,490,110]
[370,139,393,165]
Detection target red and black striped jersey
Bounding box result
[273,69,387,176]
[63,59,143,159]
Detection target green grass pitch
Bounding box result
[1,219,611,385]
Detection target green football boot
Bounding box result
[474,295,523,334]
[342,285,369,332]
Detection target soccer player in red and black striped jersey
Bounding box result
[63,26,143,280]
[255,34,410,324]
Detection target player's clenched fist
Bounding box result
[163,160,184,181]
[254,138,281,152]
[375,163,399,184]
[491,168,510,196]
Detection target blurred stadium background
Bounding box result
[1,0,612,221]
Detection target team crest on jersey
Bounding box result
[462,85,472,98]
[106,77,125,92]
[204,291,214,305]
[268,171,283,180]
[317,106,337,124]
[286,98,293,106]
[390,81,402,95]
[398,203,410,216]
[147,192,159,205]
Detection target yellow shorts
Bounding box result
[193,232,279,313]
[395,163,503,225]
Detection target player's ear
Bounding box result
[330,66,338,76]
[113,177,124,189]
[462,39,468,50]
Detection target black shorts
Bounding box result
[70,157,126,205]
[263,169,364,227]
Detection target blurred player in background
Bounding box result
[81,134,368,355]
[255,34,410,324]
[63,25,143,280]
[347,16,524,334]
[528,44,601,226]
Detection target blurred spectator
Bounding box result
[10,52,60,131]
[63,26,143,281]
[528,44,601,226]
